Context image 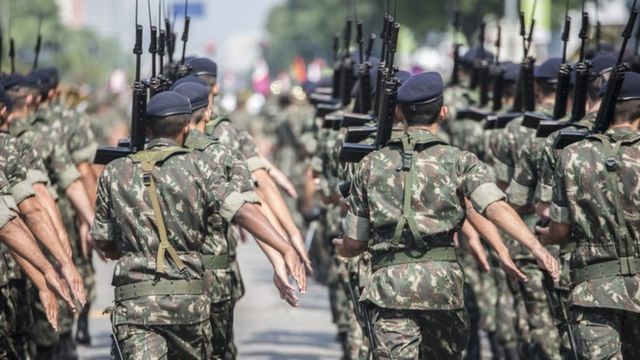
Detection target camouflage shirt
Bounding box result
[0,171,19,287]
[44,104,99,166]
[92,138,252,325]
[346,128,505,310]
[205,115,266,172]
[0,132,37,205]
[537,112,596,203]
[184,129,259,303]
[551,127,640,312]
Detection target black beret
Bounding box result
[589,54,616,79]
[3,73,30,90]
[502,62,520,83]
[186,57,218,78]
[173,82,209,110]
[146,91,192,119]
[397,71,444,104]
[461,47,495,65]
[534,57,562,82]
[170,75,209,90]
[616,71,640,102]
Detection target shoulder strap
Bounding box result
[130,147,192,276]
[205,115,231,136]
[390,133,444,248]
[589,134,633,261]
[187,134,219,151]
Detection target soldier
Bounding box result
[539,71,640,359]
[173,82,301,357]
[334,72,559,359]
[93,91,303,358]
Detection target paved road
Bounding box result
[78,242,340,359]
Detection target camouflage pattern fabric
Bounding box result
[371,307,469,359]
[551,127,640,312]
[571,307,640,360]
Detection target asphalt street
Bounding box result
[77,241,340,359]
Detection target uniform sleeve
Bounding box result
[537,136,557,203]
[459,151,506,214]
[70,115,99,165]
[0,172,19,230]
[506,136,537,207]
[91,167,117,242]
[491,129,515,183]
[2,144,36,205]
[345,157,371,242]
[205,148,260,223]
[550,149,572,224]
[48,141,82,191]
[237,130,267,172]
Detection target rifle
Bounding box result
[339,17,356,107]
[595,0,602,51]
[552,1,572,120]
[469,21,487,91]
[450,9,461,86]
[555,0,639,149]
[33,16,43,70]
[542,272,579,360]
[0,19,3,72]
[338,21,400,163]
[94,0,148,164]
[163,0,175,64]
[491,25,504,112]
[8,15,15,74]
[373,3,392,116]
[180,0,190,65]
[572,2,590,122]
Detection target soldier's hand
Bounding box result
[61,263,86,306]
[290,232,313,275]
[38,290,59,332]
[44,270,76,313]
[532,245,560,282]
[272,262,299,307]
[497,251,528,282]
[284,248,306,293]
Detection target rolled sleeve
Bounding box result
[72,143,99,165]
[492,158,513,183]
[27,169,49,185]
[91,217,117,242]
[220,191,260,222]
[310,156,323,173]
[57,165,82,190]
[0,195,18,230]
[344,212,370,241]
[506,180,534,207]
[11,180,36,205]
[246,156,267,172]
[469,182,506,214]
[538,183,553,203]
[550,203,571,224]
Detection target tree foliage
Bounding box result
[1,0,127,86]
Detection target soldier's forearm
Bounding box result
[19,197,72,267]
[234,203,293,256]
[465,201,509,257]
[65,180,95,225]
[1,218,56,276]
[34,184,72,252]
[484,200,544,254]
[78,162,98,205]
[253,169,300,237]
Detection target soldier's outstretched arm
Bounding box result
[465,201,528,282]
[253,238,300,306]
[262,159,298,199]
[77,162,98,205]
[253,168,312,273]
[333,236,367,258]
[12,255,60,331]
[233,202,305,291]
[33,183,73,257]
[535,221,570,246]
[482,200,560,281]
[65,179,95,226]
[18,196,86,305]
[459,220,490,272]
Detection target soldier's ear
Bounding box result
[439,105,448,121]
[395,104,405,122]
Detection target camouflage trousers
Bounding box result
[327,260,367,360]
[571,307,640,360]
[516,262,562,360]
[112,321,211,360]
[209,300,233,359]
[0,285,20,360]
[371,307,469,359]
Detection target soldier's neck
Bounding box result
[407,123,439,135]
[609,119,640,132]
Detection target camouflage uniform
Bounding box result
[93,137,254,358]
[492,104,561,359]
[551,127,640,360]
[346,128,506,359]
[184,129,258,358]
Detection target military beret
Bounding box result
[2,73,31,90]
[461,47,495,65]
[589,54,616,79]
[186,57,218,78]
[0,85,12,111]
[172,82,209,110]
[170,75,209,90]
[369,69,411,97]
[615,71,640,102]
[502,62,520,83]
[397,71,444,105]
[534,57,562,82]
[146,91,192,119]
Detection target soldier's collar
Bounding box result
[147,137,181,149]
[604,126,640,141]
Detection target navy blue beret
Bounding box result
[370,69,411,97]
[186,57,218,78]
[502,62,520,83]
[461,47,495,65]
[3,73,31,90]
[589,54,616,79]
[146,91,192,119]
[173,83,209,110]
[397,71,444,104]
[534,58,562,82]
[170,75,209,90]
[616,71,640,102]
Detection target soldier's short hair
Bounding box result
[614,99,640,124]
[400,98,444,126]
[148,113,191,138]
[535,80,557,97]
[6,87,35,109]
[191,108,207,125]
